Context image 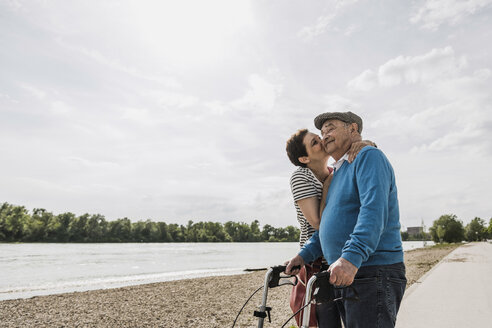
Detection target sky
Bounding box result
[1,0,491,229]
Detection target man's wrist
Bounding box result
[341,252,362,269]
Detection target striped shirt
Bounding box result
[290,167,323,247]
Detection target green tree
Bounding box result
[285,225,300,242]
[132,221,148,242]
[0,203,30,241]
[249,220,262,242]
[157,222,172,242]
[108,218,132,242]
[25,208,54,241]
[69,214,90,242]
[261,224,276,242]
[54,212,75,242]
[429,214,465,243]
[202,221,228,242]
[168,223,185,242]
[224,221,252,242]
[465,217,487,241]
[86,214,107,242]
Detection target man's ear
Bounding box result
[350,122,359,133]
[298,156,310,165]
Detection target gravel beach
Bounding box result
[0,244,459,328]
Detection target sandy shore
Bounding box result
[0,244,460,328]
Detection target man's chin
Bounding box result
[324,143,335,153]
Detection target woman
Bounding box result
[285,129,373,328]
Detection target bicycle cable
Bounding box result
[231,285,263,328]
[280,297,313,328]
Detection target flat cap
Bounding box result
[314,111,363,133]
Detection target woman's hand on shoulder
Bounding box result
[347,140,377,163]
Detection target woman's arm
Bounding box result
[319,171,333,217]
[296,197,321,230]
[296,172,333,230]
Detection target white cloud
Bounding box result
[20,83,47,99]
[347,69,377,91]
[367,67,492,156]
[348,47,467,91]
[231,74,283,112]
[50,100,72,115]
[0,93,18,103]
[121,107,155,125]
[298,14,336,40]
[322,94,359,111]
[411,0,492,30]
[297,0,359,40]
[57,39,182,89]
[66,156,120,169]
[3,0,22,11]
[141,90,198,110]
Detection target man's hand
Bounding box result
[328,257,358,287]
[285,254,305,275]
[347,140,376,163]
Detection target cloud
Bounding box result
[50,100,72,115]
[347,69,377,91]
[411,0,492,30]
[121,107,155,126]
[297,0,359,40]
[322,94,359,111]
[348,46,466,91]
[57,39,182,88]
[140,90,198,110]
[232,74,282,111]
[20,83,47,99]
[207,74,283,115]
[65,156,120,169]
[367,67,492,156]
[298,14,337,40]
[2,0,23,11]
[0,92,18,103]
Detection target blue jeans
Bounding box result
[316,301,342,328]
[334,262,407,328]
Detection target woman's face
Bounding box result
[302,132,329,162]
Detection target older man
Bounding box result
[286,111,406,328]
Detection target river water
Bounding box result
[0,241,431,301]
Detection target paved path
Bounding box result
[396,242,492,328]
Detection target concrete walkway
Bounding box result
[396,242,492,328]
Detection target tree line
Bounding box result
[428,214,491,243]
[401,214,492,243]
[2,203,489,244]
[0,202,300,243]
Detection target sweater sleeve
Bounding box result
[299,230,323,263]
[341,148,392,268]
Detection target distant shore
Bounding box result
[0,244,460,328]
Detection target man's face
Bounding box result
[320,119,353,159]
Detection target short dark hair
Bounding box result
[286,129,309,167]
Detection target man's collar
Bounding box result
[333,153,349,171]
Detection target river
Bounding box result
[0,241,432,300]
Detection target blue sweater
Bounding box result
[299,147,403,268]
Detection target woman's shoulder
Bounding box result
[290,167,315,182]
